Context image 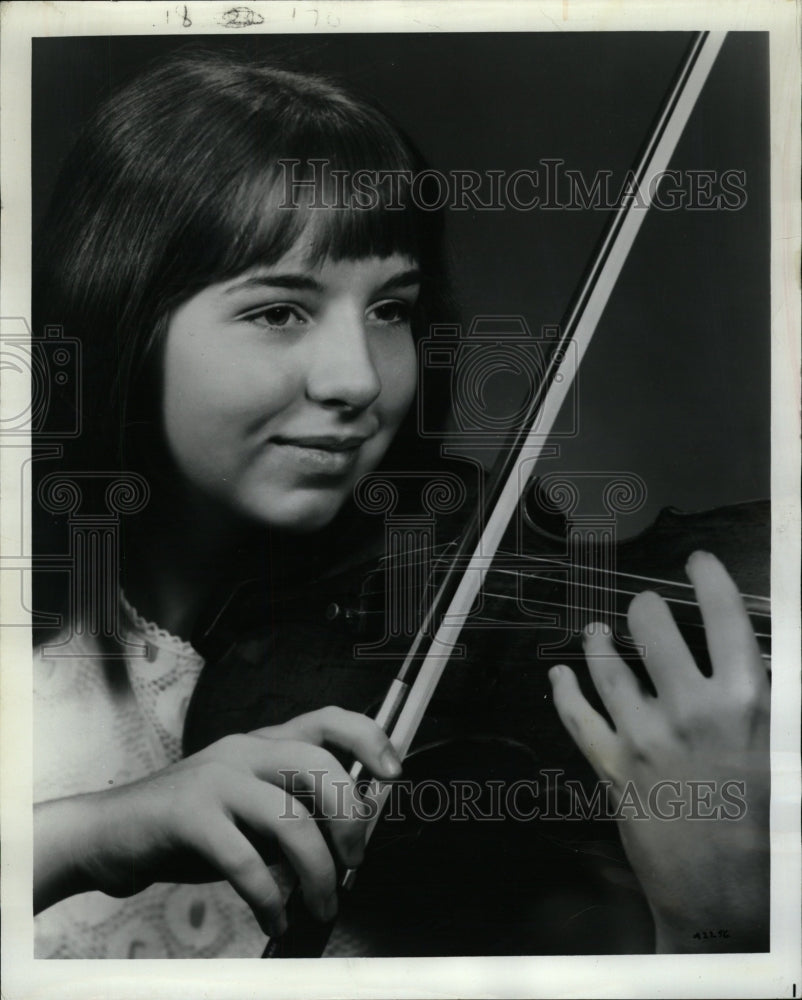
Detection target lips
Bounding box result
[272,434,369,452]
[269,432,374,476]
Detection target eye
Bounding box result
[242,304,308,330]
[368,300,412,326]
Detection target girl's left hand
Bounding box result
[549,551,770,952]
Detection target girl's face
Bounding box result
[161,243,419,532]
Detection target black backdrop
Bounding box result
[32,32,769,537]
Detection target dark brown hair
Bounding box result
[33,51,456,641]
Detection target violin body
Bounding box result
[185,497,769,757]
[183,498,769,957]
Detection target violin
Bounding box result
[183,489,769,956]
[182,31,771,957]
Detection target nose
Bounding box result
[305,307,382,412]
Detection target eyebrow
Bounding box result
[224,268,422,296]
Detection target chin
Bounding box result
[240,488,349,535]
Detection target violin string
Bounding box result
[475,589,771,640]
[355,588,771,640]
[504,552,770,603]
[501,551,770,603]
[383,542,772,603]
[489,565,768,613]
[370,545,770,605]
[361,563,768,617]
[361,563,771,625]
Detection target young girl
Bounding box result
[32,50,769,959]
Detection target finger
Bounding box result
[583,623,654,736]
[685,551,765,685]
[205,735,370,869]
[548,664,621,780]
[193,813,288,938]
[228,774,338,923]
[256,706,403,779]
[249,739,369,869]
[627,589,701,704]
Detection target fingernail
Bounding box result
[584,621,609,642]
[548,665,563,683]
[380,746,402,777]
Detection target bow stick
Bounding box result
[264,29,727,958]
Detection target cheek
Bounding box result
[379,336,418,426]
[164,328,290,429]
[161,338,285,480]
[162,350,231,454]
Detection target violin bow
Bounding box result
[264,29,727,958]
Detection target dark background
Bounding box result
[32,32,770,537]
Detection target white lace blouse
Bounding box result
[33,594,268,958]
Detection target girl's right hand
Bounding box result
[34,706,402,937]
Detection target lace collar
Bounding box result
[119,591,202,660]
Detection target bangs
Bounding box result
[193,89,441,279]
[223,167,427,275]
[42,55,452,346]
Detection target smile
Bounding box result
[270,435,370,474]
[274,435,369,451]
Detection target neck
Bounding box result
[122,485,254,642]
